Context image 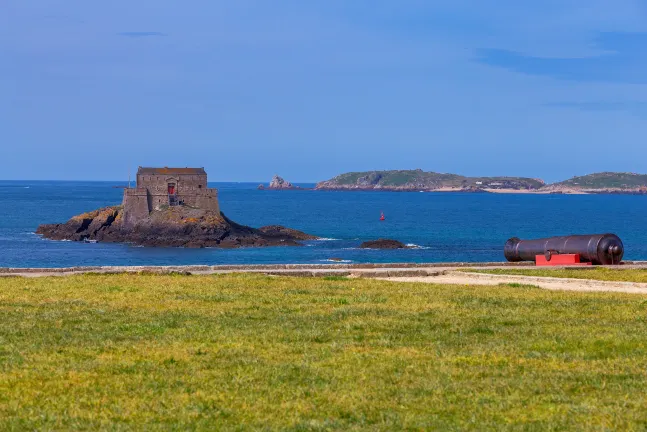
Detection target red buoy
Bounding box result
[380,211,385,221]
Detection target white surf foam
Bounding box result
[406,243,430,249]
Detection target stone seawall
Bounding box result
[0,262,539,278]
[4,262,646,279]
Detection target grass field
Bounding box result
[2,274,647,430]
[467,267,647,283]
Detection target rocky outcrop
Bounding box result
[359,239,409,249]
[457,186,489,193]
[258,225,319,240]
[36,206,318,248]
[268,175,299,190]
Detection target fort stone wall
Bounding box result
[122,188,150,226]
[193,189,220,213]
[122,168,220,223]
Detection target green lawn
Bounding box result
[1,274,647,430]
[466,267,647,283]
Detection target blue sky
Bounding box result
[2,1,646,182]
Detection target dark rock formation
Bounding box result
[257,184,265,190]
[359,239,409,249]
[457,186,489,193]
[36,206,318,248]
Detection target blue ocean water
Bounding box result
[1,181,646,268]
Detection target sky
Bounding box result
[2,0,646,182]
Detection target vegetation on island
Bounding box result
[316,170,647,192]
[2,273,647,430]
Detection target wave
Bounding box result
[315,237,339,241]
[341,245,430,250]
[406,243,430,249]
[321,259,353,263]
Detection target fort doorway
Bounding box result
[168,183,178,206]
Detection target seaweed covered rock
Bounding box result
[258,225,319,240]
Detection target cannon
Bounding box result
[504,234,624,265]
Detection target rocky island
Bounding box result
[37,167,318,248]
[542,172,647,194]
[258,175,304,190]
[316,169,545,192]
[316,170,647,194]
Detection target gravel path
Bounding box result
[380,271,647,294]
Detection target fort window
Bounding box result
[198,185,202,189]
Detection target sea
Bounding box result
[1,181,646,268]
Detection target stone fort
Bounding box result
[122,167,220,225]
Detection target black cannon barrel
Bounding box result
[504,234,624,265]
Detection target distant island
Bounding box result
[546,172,647,193]
[313,170,647,194]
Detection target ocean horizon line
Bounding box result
[0,179,319,185]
